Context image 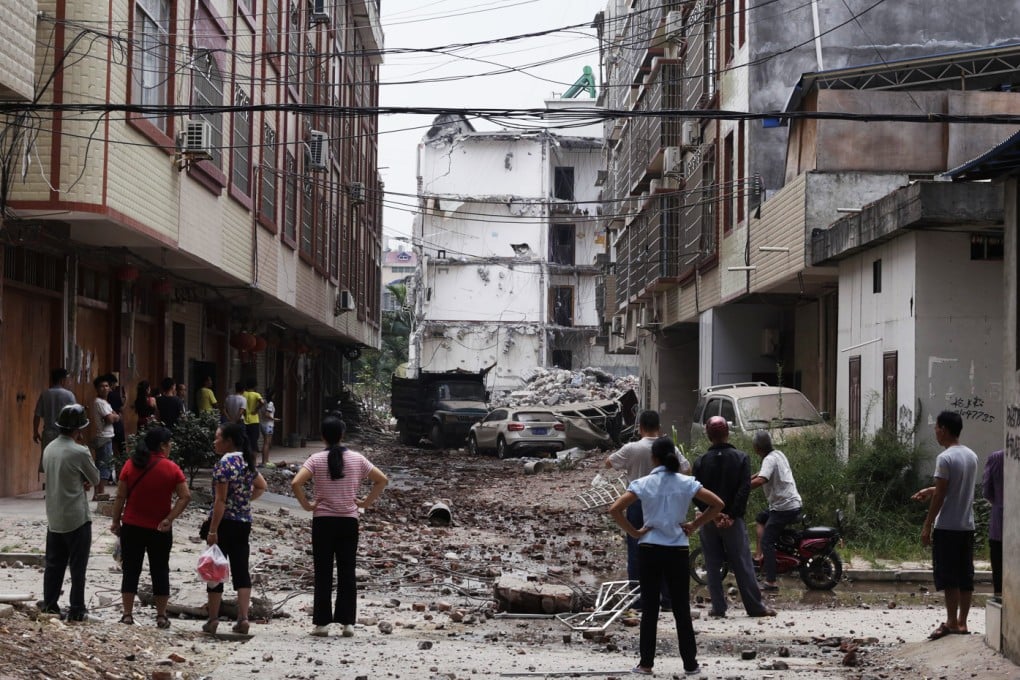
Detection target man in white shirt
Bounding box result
[750,430,802,591]
[90,376,119,499]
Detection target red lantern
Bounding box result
[235,332,257,352]
[297,343,310,355]
[153,279,173,296]
[252,336,268,353]
[115,265,140,282]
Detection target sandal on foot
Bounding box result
[232,619,250,635]
[929,622,954,640]
[156,615,171,629]
[119,614,134,625]
[202,620,219,635]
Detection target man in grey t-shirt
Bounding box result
[911,410,978,639]
[33,368,77,476]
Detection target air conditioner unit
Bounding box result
[336,289,356,313]
[181,120,213,159]
[611,315,624,335]
[663,146,683,179]
[682,120,701,148]
[305,130,328,171]
[309,0,330,24]
[349,181,365,205]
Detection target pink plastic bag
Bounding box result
[196,544,230,585]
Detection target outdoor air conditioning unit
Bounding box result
[309,0,330,24]
[349,181,365,205]
[181,120,213,159]
[663,146,684,179]
[305,130,328,171]
[611,315,624,336]
[336,289,356,314]
[682,120,701,148]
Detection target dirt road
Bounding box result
[0,433,1014,679]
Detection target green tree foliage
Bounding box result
[124,410,220,488]
[350,282,410,420]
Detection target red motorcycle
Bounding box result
[689,510,845,590]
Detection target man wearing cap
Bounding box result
[692,416,775,618]
[41,404,101,621]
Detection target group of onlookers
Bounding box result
[35,366,387,638]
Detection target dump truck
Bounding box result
[391,367,492,448]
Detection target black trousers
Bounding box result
[120,523,173,596]
[311,516,359,626]
[990,538,1002,594]
[44,522,92,616]
[637,543,698,672]
[207,518,252,593]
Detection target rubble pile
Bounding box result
[493,367,639,408]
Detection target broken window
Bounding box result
[551,349,572,370]
[549,286,574,327]
[554,166,575,201]
[549,224,575,265]
[971,234,1004,260]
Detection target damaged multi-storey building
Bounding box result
[408,101,638,393]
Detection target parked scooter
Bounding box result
[689,510,845,591]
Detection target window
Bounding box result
[849,356,861,444]
[723,0,735,63]
[872,259,882,293]
[720,399,736,424]
[265,0,280,63]
[232,89,252,195]
[553,167,575,201]
[549,224,575,265]
[723,131,734,234]
[301,176,314,257]
[549,286,574,326]
[286,1,301,96]
[131,0,170,133]
[883,352,898,432]
[260,125,277,226]
[971,234,1004,260]
[284,150,297,245]
[192,51,224,168]
[551,349,572,370]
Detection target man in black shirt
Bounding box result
[692,416,775,618]
[155,377,184,430]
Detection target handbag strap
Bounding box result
[125,457,163,499]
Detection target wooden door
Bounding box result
[74,304,112,443]
[848,355,861,446]
[124,319,160,435]
[0,288,59,495]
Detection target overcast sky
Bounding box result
[377,0,607,240]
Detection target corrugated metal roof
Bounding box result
[946,129,1020,181]
[785,43,1020,113]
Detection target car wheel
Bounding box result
[496,437,509,459]
[430,423,444,449]
[468,434,480,456]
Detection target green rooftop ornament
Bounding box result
[562,65,596,99]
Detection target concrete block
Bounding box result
[986,599,1002,652]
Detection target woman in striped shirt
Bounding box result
[291,417,388,637]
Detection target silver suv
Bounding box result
[691,382,833,443]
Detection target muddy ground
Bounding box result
[0,432,1015,679]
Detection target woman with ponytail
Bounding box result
[291,417,388,637]
[111,427,190,628]
[609,436,725,676]
[201,422,267,635]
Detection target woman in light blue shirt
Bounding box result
[609,436,724,676]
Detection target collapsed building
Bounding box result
[407,102,638,394]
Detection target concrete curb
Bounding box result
[846,568,993,583]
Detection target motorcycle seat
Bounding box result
[802,526,836,538]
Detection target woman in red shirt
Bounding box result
[110,427,190,628]
[291,417,388,637]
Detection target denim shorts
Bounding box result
[94,440,115,482]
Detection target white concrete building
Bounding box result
[410,111,636,392]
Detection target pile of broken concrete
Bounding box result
[492,367,638,408]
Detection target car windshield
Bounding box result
[435,382,485,401]
[515,412,556,423]
[739,392,822,427]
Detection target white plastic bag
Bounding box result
[196,544,230,586]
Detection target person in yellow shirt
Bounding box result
[242,379,264,460]
[197,376,218,415]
